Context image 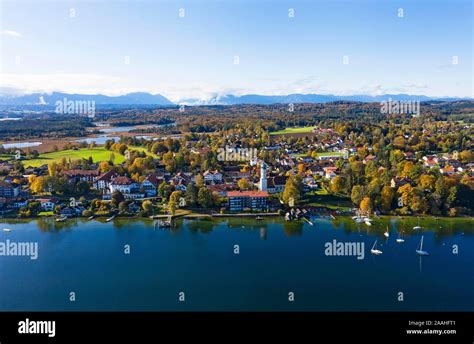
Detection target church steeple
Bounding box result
[259,161,267,191]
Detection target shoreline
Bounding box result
[1,214,473,221]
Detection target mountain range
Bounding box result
[0,91,469,107]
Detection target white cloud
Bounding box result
[0,30,23,38]
[0,73,129,95]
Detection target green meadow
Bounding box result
[270,126,316,135]
[22,148,126,167]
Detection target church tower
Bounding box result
[259,161,268,191]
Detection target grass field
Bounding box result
[22,147,125,167]
[129,146,159,158]
[270,126,316,135]
[294,151,344,158]
[315,151,343,157]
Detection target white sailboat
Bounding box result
[396,232,405,243]
[370,240,383,255]
[384,226,389,238]
[413,217,422,230]
[416,235,429,256]
[2,228,12,232]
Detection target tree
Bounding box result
[419,174,436,191]
[351,185,366,206]
[119,201,128,213]
[198,187,213,208]
[359,197,373,214]
[238,178,250,191]
[380,185,395,212]
[282,175,303,205]
[30,176,48,194]
[331,175,345,194]
[142,200,153,215]
[446,186,457,208]
[195,174,204,188]
[168,191,182,215]
[111,191,125,208]
[157,181,171,201]
[459,150,474,163]
[99,161,112,172]
[185,183,198,207]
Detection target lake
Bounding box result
[1,141,42,149]
[0,216,472,311]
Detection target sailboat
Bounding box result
[413,217,422,230]
[370,240,383,255]
[396,232,405,243]
[384,226,389,238]
[416,235,429,256]
[2,228,12,232]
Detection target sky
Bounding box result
[0,0,472,101]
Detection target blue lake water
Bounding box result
[1,141,42,149]
[0,217,472,311]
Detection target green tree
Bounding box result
[351,185,366,207]
[198,187,213,208]
[380,185,395,212]
[282,175,304,205]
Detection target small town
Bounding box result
[1,113,472,221]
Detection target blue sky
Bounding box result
[0,0,472,101]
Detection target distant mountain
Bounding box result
[191,93,467,105]
[0,92,174,106]
[0,91,469,107]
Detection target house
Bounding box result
[59,206,84,217]
[307,165,324,177]
[439,165,455,175]
[323,167,338,180]
[37,198,57,211]
[363,155,377,164]
[141,175,162,196]
[170,178,188,192]
[391,177,413,189]
[0,181,20,198]
[422,156,438,168]
[227,191,269,211]
[107,176,144,199]
[207,184,231,196]
[109,176,139,194]
[127,202,141,213]
[267,176,287,193]
[63,169,100,183]
[203,170,223,183]
[93,170,118,190]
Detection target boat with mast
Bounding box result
[370,240,382,255]
[413,217,422,230]
[396,232,405,243]
[384,226,389,238]
[416,235,429,256]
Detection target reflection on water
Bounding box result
[0,216,472,311]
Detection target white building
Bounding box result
[203,170,223,183]
[258,162,268,192]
